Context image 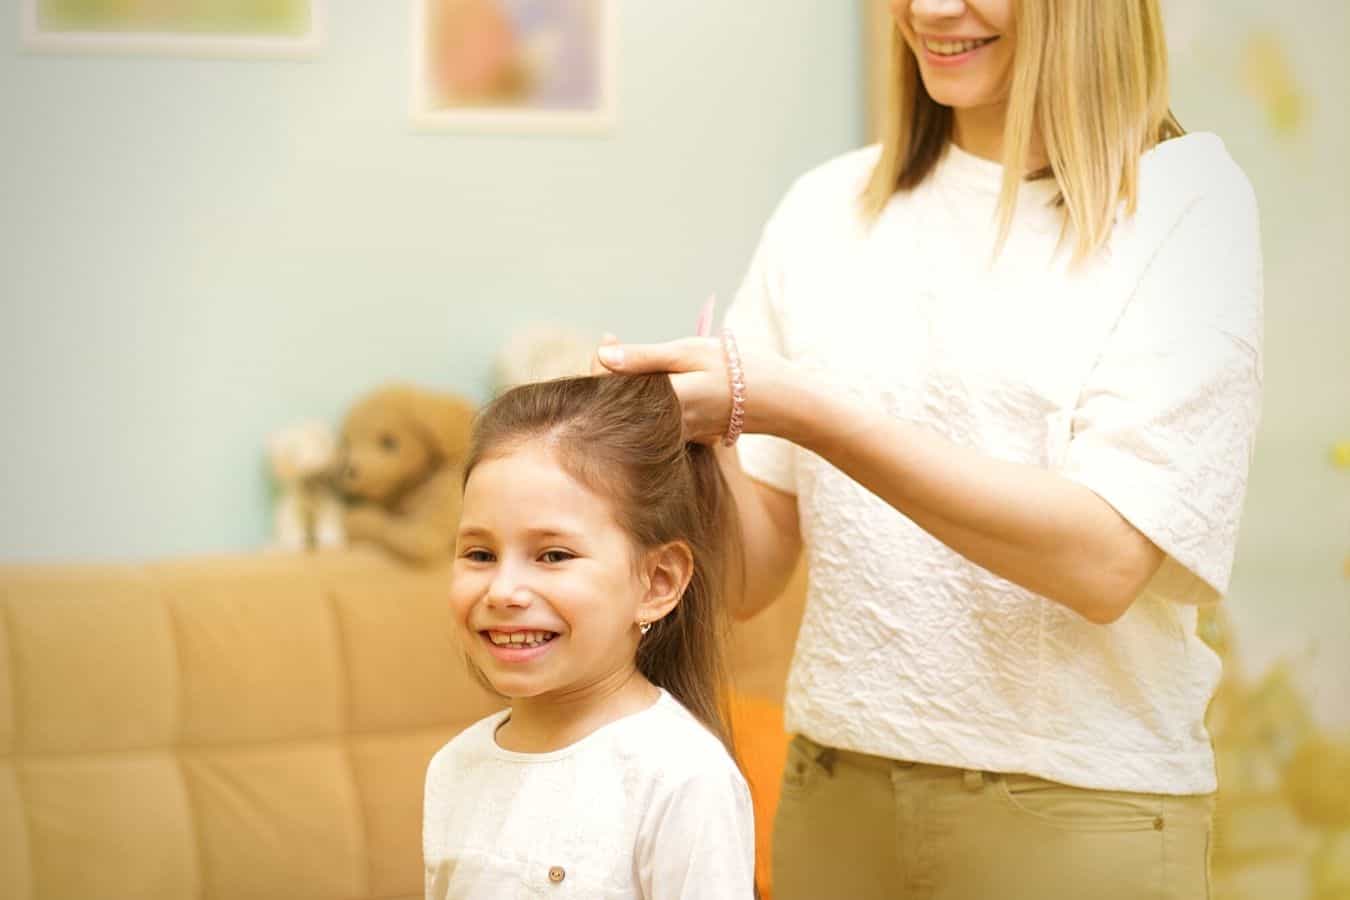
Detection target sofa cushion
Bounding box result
[183,741,367,900]
[22,751,199,898]
[6,568,177,755]
[351,729,458,897]
[0,764,30,900]
[163,558,344,746]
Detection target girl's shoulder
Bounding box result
[618,692,747,788]
[426,707,509,782]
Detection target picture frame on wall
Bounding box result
[21,0,324,58]
[411,0,616,134]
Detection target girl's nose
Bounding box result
[486,566,535,609]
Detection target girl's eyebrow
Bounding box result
[524,526,586,542]
[455,525,586,542]
[456,525,492,541]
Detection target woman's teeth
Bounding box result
[487,630,556,648]
[925,37,995,57]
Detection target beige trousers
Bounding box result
[772,735,1213,900]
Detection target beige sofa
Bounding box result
[0,547,804,900]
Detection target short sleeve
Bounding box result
[1061,167,1263,602]
[637,767,756,900]
[725,207,799,495]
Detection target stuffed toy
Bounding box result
[267,420,346,552]
[339,384,476,564]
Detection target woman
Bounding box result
[597,0,1261,897]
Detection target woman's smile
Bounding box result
[919,34,999,66]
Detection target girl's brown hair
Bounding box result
[461,373,745,757]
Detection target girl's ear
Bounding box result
[637,541,694,626]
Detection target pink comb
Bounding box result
[696,294,717,337]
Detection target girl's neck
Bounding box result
[495,665,660,754]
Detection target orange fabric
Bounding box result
[731,694,792,900]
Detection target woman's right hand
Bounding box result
[593,334,798,447]
[592,332,803,615]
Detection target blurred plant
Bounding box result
[1198,444,1350,898]
[1239,31,1308,138]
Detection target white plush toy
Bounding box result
[266,420,346,552]
[493,324,596,393]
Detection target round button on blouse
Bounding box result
[548,865,566,883]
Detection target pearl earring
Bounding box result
[639,620,652,635]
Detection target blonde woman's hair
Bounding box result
[862,0,1184,261]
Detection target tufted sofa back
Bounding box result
[0,549,806,900]
[0,550,502,900]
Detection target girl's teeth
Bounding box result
[488,630,555,648]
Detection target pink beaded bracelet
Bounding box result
[720,328,746,447]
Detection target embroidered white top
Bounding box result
[727,134,1263,795]
[423,689,755,899]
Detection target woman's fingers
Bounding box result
[668,369,733,445]
[592,334,736,442]
[589,333,620,376]
[597,337,716,375]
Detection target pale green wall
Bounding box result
[0,1,864,561]
[1164,2,1350,726]
[3,4,1345,728]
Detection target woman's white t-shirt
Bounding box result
[727,133,1262,795]
[423,689,755,899]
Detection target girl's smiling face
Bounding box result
[451,443,653,701]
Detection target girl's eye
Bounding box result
[540,550,574,564]
[462,549,495,563]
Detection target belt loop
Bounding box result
[816,747,837,776]
[962,769,984,792]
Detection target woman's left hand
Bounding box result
[595,335,792,445]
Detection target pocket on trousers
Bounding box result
[994,773,1166,832]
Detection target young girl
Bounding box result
[423,374,756,899]
[598,1,1262,897]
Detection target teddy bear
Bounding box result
[338,383,477,565]
[266,419,346,552]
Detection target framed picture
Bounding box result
[411,0,616,133]
[22,0,324,58]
